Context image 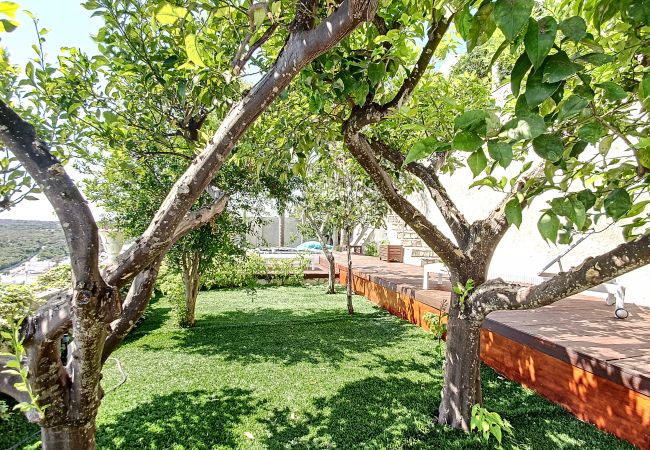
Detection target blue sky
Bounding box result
[1,1,102,221]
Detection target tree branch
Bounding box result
[343,125,464,268]
[0,100,104,291]
[104,0,378,289]
[368,138,471,246]
[351,13,452,128]
[470,233,650,317]
[232,24,278,75]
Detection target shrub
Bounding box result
[204,254,308,289]
[34,263,72,292]
[364,242,378,257]
[156,269,187,327]
[0,284,36,350]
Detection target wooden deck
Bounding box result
[325,253,650,449]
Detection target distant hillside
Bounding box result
[0,219,68,270]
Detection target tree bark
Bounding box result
[41,422,96,450]
[346,229,354,314]
[438,305,483,430]
[326,253,336,294]
[181,251,202,327]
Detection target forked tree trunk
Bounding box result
[346,229,354,314]
[41,422,96,450]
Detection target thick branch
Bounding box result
[0,100,103,290]
[369,138,471,246]
[343,126,464,268]
[101,255,164,362]
[104,0,378,288]
[471,233,650,316]
[172,194,229,242]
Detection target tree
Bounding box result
[343,0,650,430]
[297,144,386,305]
[0,0,379,447]
[289,0,649,431]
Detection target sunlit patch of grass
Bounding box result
[1,285,632,449]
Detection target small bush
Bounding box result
[364,242,378,257]
[156,269,187,327]
[34,263,72,292]
[204,254,308,289]
[0,284,37,350]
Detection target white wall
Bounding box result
[408,165,650,307]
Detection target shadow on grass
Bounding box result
[97,388,261,449]
[139,308,412,368]
[262,367,633,450]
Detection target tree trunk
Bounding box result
[41,422,96,450]
[181,251,202,327]
[346,229,354,315]
[278,213,285,247]
[436,264,489,431]
[437,308,483,430]
[326,252,336,294]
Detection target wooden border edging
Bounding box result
[337,264,650,449]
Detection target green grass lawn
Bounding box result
[1,285,632,449]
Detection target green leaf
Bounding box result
[577,122,606,144]
[538,211,560,242]
[557,95,588,122]
[0,2,19,19]
[454,110,489,132]
[605,189,632,219]
[352,81,369,106]
[455,3,473,41]
[568,140,588,158]
[638,147,650,169]
[511,53,532,98]
[558,16,587,41]
[525,68,560,108]
[494,0,534,42]
[575,52,615,66]
[542,51,582,83]
[568,198,586,228]
[505,198,523,228]
[0,17,17,32]
[467,2,496,51]
[156,3,187,24]
[468,149,488,177]
[524,17,557,69]
[403,137,450,166]
[640,72,650,100]
[487,141,513,168]
[452,131,482,152]
[185,34,206,67]
[577,189,597,210]
[596,82,627,101]
[627,0,650,25]
[253,6,266,26]
[503,113,546,140]
[367,62,385,86]
[532,134,563,162]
